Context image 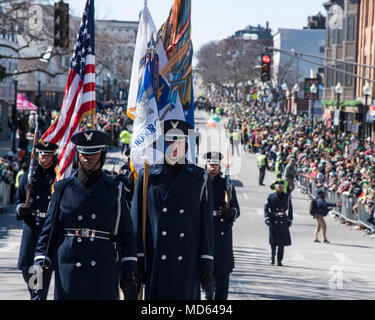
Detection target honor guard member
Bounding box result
[34,130,137,300]
[131,120,214,300]
[16,142,58,300]
[270,173,290,195]
[202,151,240,300]
[264,180,293,266]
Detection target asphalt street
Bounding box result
[0,110,375,300]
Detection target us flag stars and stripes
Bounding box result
[39,0,96,181]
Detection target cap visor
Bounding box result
[77,146,105,154]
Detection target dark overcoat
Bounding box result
[131,164,214,300]
[264,192,293,246]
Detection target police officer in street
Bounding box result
[264,180,293,266]
[131,120,214,300]
[257,150,267,186]
[16,142,58,300]
[34,130,137,300]
[202,151,240,300]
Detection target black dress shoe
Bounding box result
[277,261,283,266]
[271,257,275,265]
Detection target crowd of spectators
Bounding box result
[220,101,375,230]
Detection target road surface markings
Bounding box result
[333,252,352,264]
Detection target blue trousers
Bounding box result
[203,273,230,300]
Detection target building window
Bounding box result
[337,23,344,44]
[347,16,355,41]
[319,46,325,53]
[336,63,344,84]
[345,64,354,87]
[326,66,334,88]
[328,27,336,46]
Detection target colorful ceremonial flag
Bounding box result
[130,58,162,172]
[155,0,194,127]
[127,1,167,120]
[40,0,95,180]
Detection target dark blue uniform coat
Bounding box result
[35,172,137,300]
[264,192,293,246]
[210,174,240,275]
[131,164,214,300]
[17,164,56,270]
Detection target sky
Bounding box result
[64,0,327,53]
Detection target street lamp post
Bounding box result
[12,80,18,154]
[363,82,372,141]
[310,83,317,131]
[335,83,343,139]
[281,83,288,114]
[292,83,300,115]
[285,89,290,114]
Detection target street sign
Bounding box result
[304,78,319,99]
[333,110,340,126]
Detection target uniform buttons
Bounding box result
[178,256,183,261]
[77,237,82,243]
[91,214,96,220]
[36,210,40,213]
[161,255,166,260]
[221,232,224,236]
[162,231,167,236]
[179,233,185,238]
[91,260,96,266]
[163,208,168,213]
[220,219,224,222]
[77,215,83,221]
[76,262,82,268]
[179,209,184,214]
[48,196,51,200]
[36,222,40,226]
[36,195,40,199]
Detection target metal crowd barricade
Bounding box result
[295,168,375,234]
[339,193,358,224]
[357,203,375,232]
[298,174,310,194]
[0,180,10,209]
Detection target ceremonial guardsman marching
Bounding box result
[34,130,137,300]
[202,151,240,300]
[264,180,293,266]
[131,120,214,300]
[16,142,58,300]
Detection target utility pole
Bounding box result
[12,80,17,154]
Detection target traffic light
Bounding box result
[54,2,69,48]
[261,53,271,82]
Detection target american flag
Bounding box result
[40,0,95,180]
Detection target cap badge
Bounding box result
[171,121,179,129]
[84,132,93,141]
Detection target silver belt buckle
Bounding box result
[81,228,90,238]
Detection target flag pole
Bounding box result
[92,107,96,130]
[137,34,159,301]
[25,114,39,206]
[138,159,149,300]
